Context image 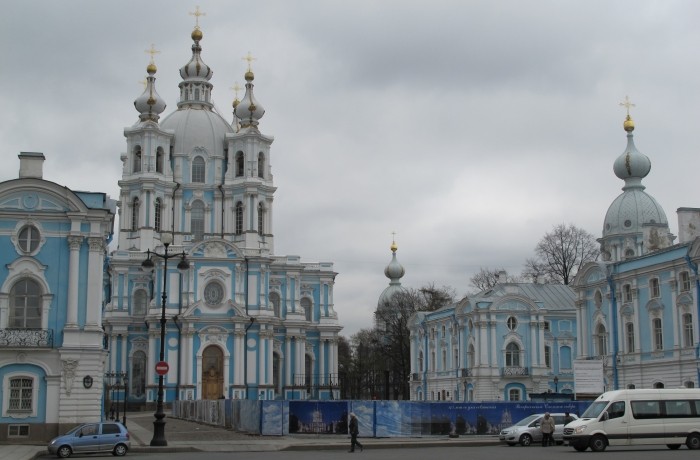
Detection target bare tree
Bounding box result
[526,223,600,285]
[469,267,519,292]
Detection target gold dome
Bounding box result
[146,63,157,74]
[390,241,398,252]
[245,70,254,81]
[232,98,239,108]
[623,114,635,132]
[191,28,203,42]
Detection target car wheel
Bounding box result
[113,443,128,456]
[520,433,532,446]
[687,433,700,450]
[573,444,588,452]
[590,434,607,452]
[666,444,681,450]
[57,445,72,458]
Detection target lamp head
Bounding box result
[141,251,155,273]
[161,232,173,246]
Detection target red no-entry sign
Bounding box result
[155,361,169,376]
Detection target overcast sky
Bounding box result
[2,1,699,338]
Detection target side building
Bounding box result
[0,153,116,441]
[573,112,699,390]
[409,277,576,402]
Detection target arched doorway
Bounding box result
[202,345,223,400]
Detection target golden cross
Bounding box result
[190,6,206,29]
[145,44,160,64]
[243,51,256,72]
[230,82,242,99]
[619,95,635,117]
[391,231,397,243]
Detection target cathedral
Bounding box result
[103,22,342,404]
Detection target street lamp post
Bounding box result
[141,232,189,447]
[122,375,129,427]
[554,375,559,393]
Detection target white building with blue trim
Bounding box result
[0,152,116,441]
[103,24,341,406]
[572,112,700,390]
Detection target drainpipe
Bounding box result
[684,255,700,387]
[171,182,180,235]
[218,184,225,238]
[606,264,620,390]
[422,322,428,401]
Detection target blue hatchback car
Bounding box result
[47,421,130,458]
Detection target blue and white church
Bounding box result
[572,109,700,390]
[104,23,341,404]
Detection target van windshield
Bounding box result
[514,415,540,426]
[581,401,608,418]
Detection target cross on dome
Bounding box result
[243,51,256,72]
[189,6,206,29]
[619,95,635,117]
[145,44,160,65]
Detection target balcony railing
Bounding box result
[0,329,53,348]
[501,366,529,376]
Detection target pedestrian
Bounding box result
[348,412,363,453]
[564,412,574,425]
[540,412,555,447]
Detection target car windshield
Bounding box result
[65,425,82,436]
[514,415,539,426]
[581,401,608,418]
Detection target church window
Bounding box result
[235,152,244,177]
[133,146,142,173]
[156,147,164,173]
[430,351,435,371]
[468,319,473,332]
[441,349,447,370]
[301,298,312,322]
[545,345,551,368]
[682,313,693,348]
[192,156,205,183]
[257,203,265,234]
[8,377,33,412]
[467,344,475,368]
[154,198,162,232]
[685,381,695,388]
[624,219,632,228]
[506,316,517,331]
[505,342,520,367]
[508,388,521,401]
[9,279,41,329]
[269,292,280,317]
[235,202,243,235]
[418,351,423,371]
[650,278,660,298]
[595,324,607,356]
[131,197,139,231]
[191,200,205,242]
[257,152,264,178]
[18,225,40,253]
[594,290,602,308]
[653,317,663,350]
[623,284,632,302]
[626,322,635,353]
[441,325,446,337]
[194,88,200,100]
[625,249,635,258]
[453,348,458,369]
[133,289,147,316]
[204,281,225,307]
[653,382,665,389]
[680,271,691,292]
[130,351,146,398]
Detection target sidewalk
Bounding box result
[0,411,500,460]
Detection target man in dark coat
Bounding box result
[348,412,363,452]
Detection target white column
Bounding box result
[121,335,128,371]
[319,339,325,384]
[86,237,104,329]
[66,236,82,327]
[234,331,244,385]
[285,336,292,384]
[538,319,545,367]
[489,320,497,367]
[110,334,118,370]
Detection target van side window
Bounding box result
[631,400,661,419]
[608,401,625,419]
[665,400,692,417]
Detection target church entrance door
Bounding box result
[202,345,223,400]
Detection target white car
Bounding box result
[499,413,578,446]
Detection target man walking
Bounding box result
[348,412,363,453]
[540,412,555,447]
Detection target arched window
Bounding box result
[653,317,663,350]
[467,343,475,368]
[10,278,42,329]
[650,278,660,298]
[441,349,447,370]
[192,157,205,183]
[418,351,423,371]
[257,203,265,234]
[133,146,142,173]
[18,225,40,253]
[131,351,146,398]
[626,322,635,353]
[235,202,243,235]
[191,200,204,241]
[623,284,632,302]
[653,382,665,389]
[505,342,520,367]
[8,377,33,412]
[301,298,312,322]
[508,388,521,401]
[682,313,694,347]
[154,198,162,232]
[257,152,265,178]
[544,345,551,368]
[235,152,244,177]
[156,147,164,173]
[594,290,603,308]
[680,271,691,292]
[596,324,608,356]
[133,289,147,316]
[131,197,139,231]
[269,292,280,317]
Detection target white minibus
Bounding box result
[563,389,700,451]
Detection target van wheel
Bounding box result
[687,433,700,450]
[666,444,681,450]
[519,433,532,446]
[573,444,588,452]
[589,434,607,452]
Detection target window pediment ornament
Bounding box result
[61,359,79,396]
[645,298,664,313]
[676,292,693,307]
[620,305,634,318]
